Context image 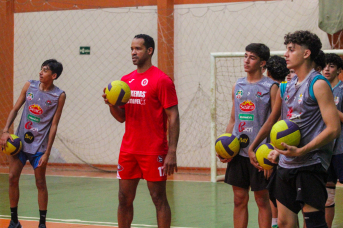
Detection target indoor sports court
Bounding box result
[1,0,343,227]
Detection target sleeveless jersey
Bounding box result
[332,80,343,155]
[16,80,65,154]
[233,76,277,157]
[279,69,333,169]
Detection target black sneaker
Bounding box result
[8,220,22,228]
[38,224,46,228]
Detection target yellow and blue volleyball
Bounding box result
[270,119,301,150]
[105,80,131,106]
[256,143,276,170]
[2,134,22,156]
[215,133,240,159]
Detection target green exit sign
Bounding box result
[80,46,90,55]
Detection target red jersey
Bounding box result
[120,66,178,155]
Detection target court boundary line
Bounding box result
[0,216,198,228]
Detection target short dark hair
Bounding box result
[284,30,322,61]
[266,56,290,81]
[245,43,270,62]
[134,34,155,55]
[42,59,63,79]
[325,53,343,69]
[313,50,326,70]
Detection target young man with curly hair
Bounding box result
[248,30,340,228]
[314,50,326,72]
[266,55,290,83]
[322,53,343,228]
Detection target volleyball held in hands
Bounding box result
[2,134,22,156]
[105,80,131,106]
[215,133,240,159]
[256,143,276,170]
[270,119,301,150]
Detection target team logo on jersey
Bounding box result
[335,96,339,106]
[117,164,124,172]
[238,122,253,133]
[238,114,254,121]
[239,100,255,112]
[298,93,303,104]
[29,104,43,115]
[239,134,250,148]
[287,107,293,119]
[157,155,164,163]
[129,79,135,83]
[27,92,34,101]
[141,78,149,86]
[256,91,262,98]
[236,90,243,99]
[45,100,52,106]
[24,132,34,144]
[28,114,40,123]
[285,95,290,102]
[24,121,38,132]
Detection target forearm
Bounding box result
[300,126,340,154]
[225,120,234,134]
[2,109,19,132]
[249,119,275,151]
[45,124,58,155]
[109,106,125,123]
[168,113,180,153]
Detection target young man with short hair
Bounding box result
[0,59,66,228]
[102,34,179,228]
[219,43,278,228]
[322,53,343,228]
[266,55,290,83]
[314,50,326,72]
[248,30,340,228]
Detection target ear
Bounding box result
[338,68,342,75]
[303,49,311,59]
[52,73,57,80]
[147,47,153,55]
[260,60,266,68]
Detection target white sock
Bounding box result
[272,218,278,226]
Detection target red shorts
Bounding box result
[117,151,167,181]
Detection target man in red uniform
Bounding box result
[102,34,180,228]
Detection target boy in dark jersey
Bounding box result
[0,59,66,228]
[218,43,278,228]
[322,53,343,228]
[102,34,179,228]
[248,31,340,228]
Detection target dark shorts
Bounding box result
[327,153,343,184]
[224,155,269,191]
[268,163,328,213]
[18,151,44,169]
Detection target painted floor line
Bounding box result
[0,215,198,228]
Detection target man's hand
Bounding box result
[267,150,280,164]
[216,154,232,163]
[163,151,177,176]
[38,152,50,167]
[248,148,262,171]
[0,132,12,151]
[102,88,114,106]
[275,142,305,157]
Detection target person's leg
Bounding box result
[147,181,171,228]
[8,154,24,226]
[118,179,140,228]
[325,183,335,228]
[254,189,272,228]
[276,200,298,228]
[34,162,48,226]
[232,185,249,228]
[270,200,278,227]
[303,204,328,228]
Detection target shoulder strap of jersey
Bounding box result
[280,81,287,99]
[309,75,331,102]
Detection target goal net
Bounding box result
[0,0,341,175]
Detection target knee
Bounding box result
[150,191,167,207]
[35,178,47,191]
[255,195,270,208]
[325,186,336,208]
[234,193,249,208]
[8,173,20,187]
[118,190,135,207]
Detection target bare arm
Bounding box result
[102,88,125,123]
[1,82,30,148]
[248,86,281,169]
[337,110,343,123]
[38,92,66,167]
[225,84,236,134]
[163,105,180,175]
[276,80,340,156]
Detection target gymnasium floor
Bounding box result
[1,168,343,228]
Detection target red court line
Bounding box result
[0,218,118,228]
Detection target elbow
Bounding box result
[332,124,341,140]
